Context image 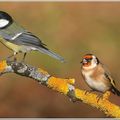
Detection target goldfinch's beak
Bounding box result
[80,61,83,64]
[83,59,88,63]
[80,59,88,64]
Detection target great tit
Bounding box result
[0,11,65,62]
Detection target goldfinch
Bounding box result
[81,53,120,96]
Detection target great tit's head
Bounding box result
[0,11,13,29]
[81,53,100,70]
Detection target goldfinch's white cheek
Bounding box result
[83,61,97,70]
[0,19,9,28]
[83,64,96,70]
[91,60,97,68]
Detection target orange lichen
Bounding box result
[66,78,75,85]
[75,89,98,104]
[0,60,119,117]
[38,68,49,75]
[0,60,7,72]
[47,77,71,94]
[102,91,111,100]
[45,75,120,117]
[75,88,120,117]
[98,98,120,117]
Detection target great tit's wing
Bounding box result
[6,32,48,50]
[19,32,47,46]
[0,22,65,62]
[0,22,47,48]
[7,32,65,62]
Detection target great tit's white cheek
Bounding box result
[0,19,9,28]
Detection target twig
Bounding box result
[0,60,120,118]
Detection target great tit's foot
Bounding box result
[6,57,11,61]
[6,54,15,61]
[20,59,25,63]
[22,53,26,63]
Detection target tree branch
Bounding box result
[0,60,120,118]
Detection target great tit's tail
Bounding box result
[111,85,120,96]
[36,47,65,63]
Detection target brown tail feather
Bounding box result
[111,86,120,96]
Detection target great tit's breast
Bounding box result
[0,39,20,52]
[0,38,35,53]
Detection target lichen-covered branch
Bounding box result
[0,60,120,118]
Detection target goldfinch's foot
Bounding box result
[96,94,103,103]
[84,90,95,95]
[102,91,111,100]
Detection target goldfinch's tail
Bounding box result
[111,86,120,96]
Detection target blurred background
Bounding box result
[0,2,120,118]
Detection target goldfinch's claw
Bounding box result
[84,91,89,95]
[84,90,95,95]
[96,95,103,103]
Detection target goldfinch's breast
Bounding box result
[82,69,110,92]
[85,75,109,92]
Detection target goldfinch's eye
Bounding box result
[86,58,92,62]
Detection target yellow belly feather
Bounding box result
[0,37,24,53]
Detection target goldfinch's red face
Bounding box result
[81,54,99,70]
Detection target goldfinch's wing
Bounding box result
[103,65,120,96]
[100,63,116,87]
[104,72,116,88]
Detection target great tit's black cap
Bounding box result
[0,11,13,22]
[0,11,13,29]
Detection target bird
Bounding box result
[81,53,120,96]
[0,11,65,62]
